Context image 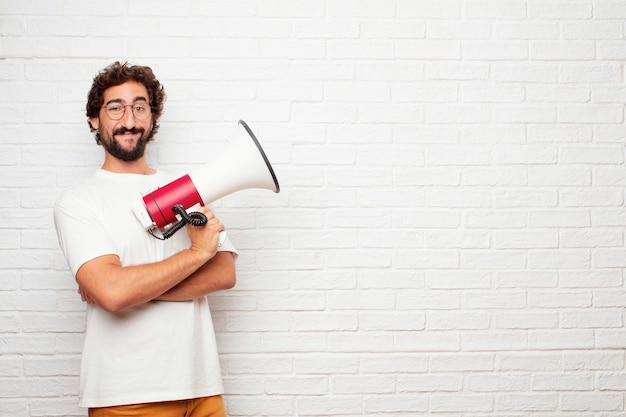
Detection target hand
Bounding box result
[186,206,224,260]
[78,286,96,304]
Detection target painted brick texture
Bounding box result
[1,1,626,416]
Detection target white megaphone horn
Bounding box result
[132,120,280,239]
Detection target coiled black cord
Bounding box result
[149,204,208,240]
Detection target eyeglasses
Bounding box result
[103,102,152,120]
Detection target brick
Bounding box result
[559,105,624,124]
[597,372,626,391]
[398,374,461,392]
[528,2,592,19]
[364,394,429,413]
[465,373,528,391]
[492,63,559,82]
[359,312,426,331]
[328,333,394,353]
[531,41,596,60]
[428,21,491,39]
[461,250,526,270]
[426,311,490,331]
[464,1,526,18]
[395,331,460,352]
[264,376,328,395]
[463,291,526,309]
[560,229,623,248]
[561,63,624,83]
[361,354,428,374]
[529,330,595,350]
[594,1,626,18]
[496,393,558,411]
[431,353,494,373]
[332,375,395,394]
[398,0,461,18]
[527,249,591,269]
[296,396,362,416]
[596,330,626,349]
[362,20,426,39]
[495,312,558,329]
[598,40,626,60]
[495,22,559,39]
[561,393,624,411]
[496,352,562,371]
[226,397,294,416]
[29,396,83,417]
[293,312,358,332]
[561,309,623,329]
[430,393,493,412]
[559,270,622,288]
[427,62,490,80]
[496,188,555,209]
[529,291,592,308]
[23,355,80,377]
[563,351,625,371]
[464,41,529,60]
[495,271,558,289]
[396,40,461,60]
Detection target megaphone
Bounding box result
[132,120,280,239]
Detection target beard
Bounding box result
[97,126,150,162]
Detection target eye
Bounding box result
[107,104,124,113]
[134,104,147,113]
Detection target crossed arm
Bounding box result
[76,250,235,313]
[75,207,236,313]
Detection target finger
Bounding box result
[196,206,212,215]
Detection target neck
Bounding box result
[101,154,156,175]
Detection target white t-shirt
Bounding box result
[54,169,236,408]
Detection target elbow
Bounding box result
[94,287,136,314]
[76,281,129,313]
[102,302,127,314]
[217,252,237,290]
[217,268,237,290]
[98,295,129,314]
[223,271,236,290]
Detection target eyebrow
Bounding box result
[105,96,149,106]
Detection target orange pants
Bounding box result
[88,395,226,417]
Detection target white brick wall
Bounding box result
[1,0,625,416]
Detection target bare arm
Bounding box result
[75,206,227,313]
[155,251,236,301]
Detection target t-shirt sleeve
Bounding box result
[54,190,118,277]
[216,231,238,261]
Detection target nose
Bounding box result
[119,105,136,127]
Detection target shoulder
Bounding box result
[55,171,100,207]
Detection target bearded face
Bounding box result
[97,126,150,162]
[89,81,155,163]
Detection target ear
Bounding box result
[89,116,99,131]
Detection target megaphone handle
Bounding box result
[173,205,208,227]
[161,205,208,240]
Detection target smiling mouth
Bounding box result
[117,132,137,138]
[114,127,144,137]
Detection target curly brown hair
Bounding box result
[86,61,166,143]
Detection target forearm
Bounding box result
[76,247,211,313]
[155,251,236,301]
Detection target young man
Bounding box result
[54,62,237,417]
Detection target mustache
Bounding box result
[113,127,144,135]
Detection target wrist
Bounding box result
[187,245,213,264]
